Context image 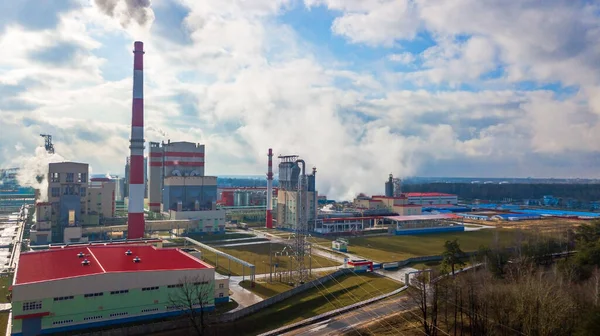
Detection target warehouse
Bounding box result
[10,243,228,336]
[386,214,465,235]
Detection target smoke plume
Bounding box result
[16,147,65,202]
[146,125,168,139]
[94,0,154,28]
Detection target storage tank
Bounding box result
[243,191,251,206]
[234,190,242,207]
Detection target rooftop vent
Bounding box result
[125,250,132,256]
[82,259,90,266]
[133,256,141,263]
[77,252,85,258]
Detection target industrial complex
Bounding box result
[1,39,600,336]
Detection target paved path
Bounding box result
[463,223,495,231]
[227,276,264,311]
[0,303,11,312]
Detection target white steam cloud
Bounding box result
[16,147,65,202]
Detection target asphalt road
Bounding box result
[282,295,414,336]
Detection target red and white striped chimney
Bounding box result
[127,41,146,239]
[266,148,273,229]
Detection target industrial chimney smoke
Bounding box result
[127,41,146,239]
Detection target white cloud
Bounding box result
[388,52,415,64]
[1,0,600,201]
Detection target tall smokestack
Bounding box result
[127,41,146,239]
[266,148,273,229]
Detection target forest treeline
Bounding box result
[403,220,600,336]
[402,183,600,202]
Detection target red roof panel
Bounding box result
[16,248,105,285]
[404,193,456,197]
[15,245,211,285]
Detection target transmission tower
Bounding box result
[293,159,310,284]
[39,134,55,154]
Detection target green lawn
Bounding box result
[214,299,239,314]
[239,280,294,299]
[409,259,472,273]
[197,242,340,276]
[0,274,13,303]
[238,270,337,298]
[0,312,8,335]
[338,229,524,262]
[219,273,401,335]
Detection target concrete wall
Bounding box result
[169,210,226,234]
[87,181,116,218]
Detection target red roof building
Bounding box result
[16,245,210,285]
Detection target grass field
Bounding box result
[238,270,337,298]
[0,274,12,303]
[335,229,529,262]
[239,280,296,298]
[220,273,401,335]
[197,242,340,276]
[0,312,7,335]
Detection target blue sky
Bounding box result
[0,0,599,200]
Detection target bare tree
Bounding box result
[409,272,440,336]
[168,275,214,336]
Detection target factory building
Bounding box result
[147,140,225,235]
[386,214,465,235]
[355,195,422,216]
[403,193,458,205]
[30,162,117,245]
[275,155,318,231]
[10,243,229,336]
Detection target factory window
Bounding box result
[142,286,159,291]
[52,319,74,325]
[83,315,103,321]
[219,283,224,289]
[109,312,129,317]
[110,290,129,295]
[193,281,209,285]
[141,307,160,313]
[51,187,60,197]
[53,296,74,301]
[66,173,74,183]
[167,284,184,288]
[80,187,86,197]
[84,292,104,298]
[78,173,87,183]
[50,173,60,183]
[219,293,224,298]
[22,301,42,311]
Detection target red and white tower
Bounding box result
[127,41,146,239]
[266,148,274,229]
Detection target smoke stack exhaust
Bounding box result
[266,148,273,229]
[127,41,146,239]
